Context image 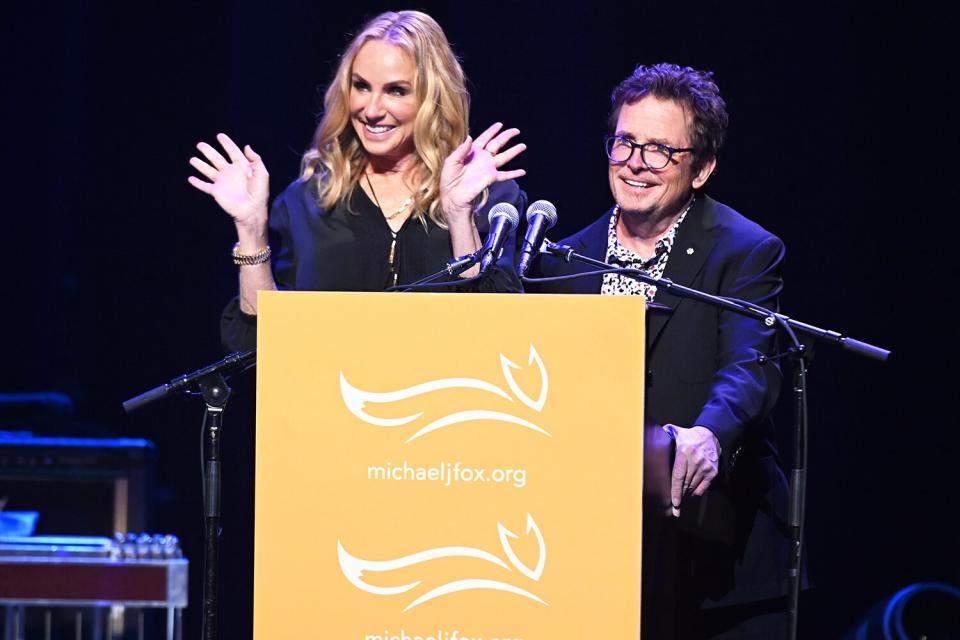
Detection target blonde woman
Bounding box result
[189,11,527,351]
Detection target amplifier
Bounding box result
[0,432,154,535]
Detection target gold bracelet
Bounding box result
[232,243,271,266]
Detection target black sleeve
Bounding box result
[454,180,527,294]
[219,183,297,353]
[220,301,257,353]
[695,234,785,458]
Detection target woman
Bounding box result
[188,10,527,352]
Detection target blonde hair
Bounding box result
[301,11,470,227]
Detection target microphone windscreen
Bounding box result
[488,202,520,230]
[525,200,558,227]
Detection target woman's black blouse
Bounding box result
[221,177,527,352]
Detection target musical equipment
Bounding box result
[0,432,154,536]
[0,534,187,640]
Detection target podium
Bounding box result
[253,291,652,639]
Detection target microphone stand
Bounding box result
[537,244,888,361]
[118,244,486,633]
[530,243,890,640]
[391,202,520,291]
[124,350,256,640]
[386,250,484,292]
[120,242,490,633]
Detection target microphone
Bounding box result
[517,200,558,277]
[479,202,520,273]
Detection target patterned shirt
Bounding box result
[601,197,695,300]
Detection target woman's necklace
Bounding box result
[363,171,409,288]
[365,172,414,221]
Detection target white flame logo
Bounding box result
[340,344,549,442]
[338,513,548,611]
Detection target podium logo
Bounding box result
[340,345,549,443]
[338,513,548,611]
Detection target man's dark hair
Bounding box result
[609,63,728,173]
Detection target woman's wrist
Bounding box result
[442,198,474,224]
[234,217,269,252]
[447,216,480,247]
[445,206,478,231]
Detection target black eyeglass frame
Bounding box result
[604,135,695,169]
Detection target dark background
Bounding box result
[3,1,955,638]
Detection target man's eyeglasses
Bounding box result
[604,136,694,169]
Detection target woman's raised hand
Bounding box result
[440,122,526,223]
[188,133,270,232]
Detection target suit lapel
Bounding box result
[647,195,721,349]
[569,208,613,294]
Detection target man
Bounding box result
[532,64,790,639]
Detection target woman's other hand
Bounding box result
[189,133,270,235]
[440,122,526,225]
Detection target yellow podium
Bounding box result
[254,291,646,639]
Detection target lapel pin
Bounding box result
[686,247,695,255]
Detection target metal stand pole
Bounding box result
[199,374,230,640]
[786,346,808,640]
